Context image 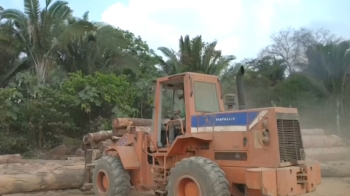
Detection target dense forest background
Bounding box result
[1,0,350,154]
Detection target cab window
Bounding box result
[193,81,220,113]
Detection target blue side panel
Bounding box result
[191,111,259,127]
[191,116,197,127]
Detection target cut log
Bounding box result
[305,159,350,177]
[0,165,85,195]
[98,139,113,151]
[0,160,87,195]
[305,147,350,162]
[302,135,345,148]
[128,126,152,134]
[113,126,152,136]
[86,130,113,143]
[66,156,85,161]
[320,160,350,177]
[82,135,89,144]
[301,129,325,136]
[92,149,102,160]
[0,154,23,164]
[0,159,85,174]
[112,118,152,130]
[113,128,127,136]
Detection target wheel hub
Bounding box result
[177,176,200,196]
[97,170,109,194]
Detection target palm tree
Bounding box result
[156,47,185,75]
[0,0,94,83]
[57,11,145,76]
[301,40,350,135]
[0,19,30,86]
[158,35,236,76]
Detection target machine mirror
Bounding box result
[224,94,236,110]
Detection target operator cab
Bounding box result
[157,76,186,147]
[151,72,224,148]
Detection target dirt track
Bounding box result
[5,177,350,196]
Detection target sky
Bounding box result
[1,0,350,61]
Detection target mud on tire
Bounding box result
[92,156,131,196]
[166,156,230,196]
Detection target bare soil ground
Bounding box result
[5,177,350,196]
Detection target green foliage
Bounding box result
[272,74,320,108]
[0,71,138,153]
[247,56,287,85]
[0,0,96,83]
[9,72,76,149]
[62,71,136,116]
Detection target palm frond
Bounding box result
[24,0,40,23]
[82,11,89,21]
[48,0,71,21]
[0,58,30,86]
[296,72,331,97]
[45,0,53,9]
[0,9,28,24]
[157,47,178,60]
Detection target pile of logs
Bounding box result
[0,117,153,195]
[301,128,350,177]
[78,117,153,158]
[79,119,152,163]
[0,155,87,195]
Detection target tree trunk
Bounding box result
[0,160,86,195]
[86,130,113,143]
[0,154,22,164]
[66,157,85,161]
[301,129,325,135]
[305,147,350,161]
[320,161,350,177]
[302,135,345,148]
[98,139,113,151]
[336,98,341,136]
[307,159,350,177]
[91,149,102,160]
[112,128,128,136]
[112,118,152,130]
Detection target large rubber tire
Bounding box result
[166,156,230,196]
[92,156,131,196]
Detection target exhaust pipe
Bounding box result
[236,66,246,110]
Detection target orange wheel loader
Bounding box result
[86,66,321,196]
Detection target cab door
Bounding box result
[185,73,223,133]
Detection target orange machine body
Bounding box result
[105,71,321,196]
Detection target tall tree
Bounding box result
[0,0,94,83]
[57,12,144,76]
[261,27,339,73]
[158,35,236,75]
[301,40,350,135]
